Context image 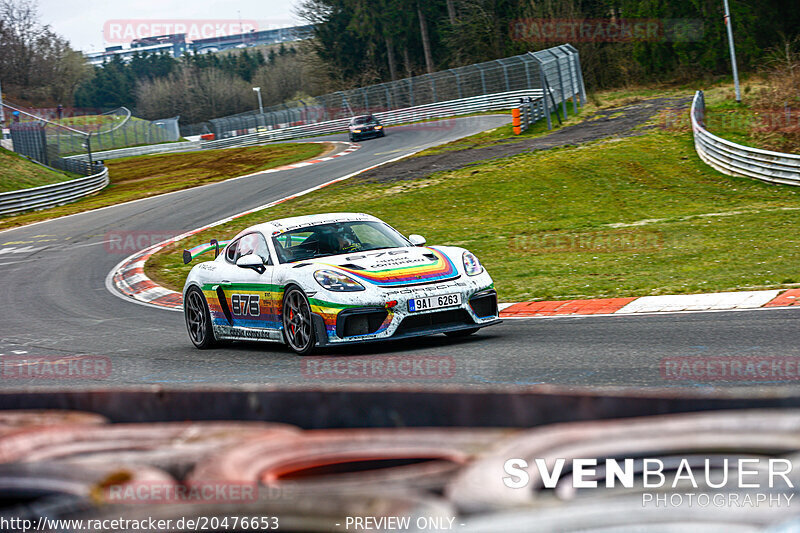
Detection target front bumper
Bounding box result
[351,128,383,139]
[311,280,500,346]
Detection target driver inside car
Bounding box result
[318,226,362,254]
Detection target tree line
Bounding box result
[2,0,799,125]
[298,0,800,89]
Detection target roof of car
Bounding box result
[238,213,381,238]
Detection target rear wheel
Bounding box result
[445,328,479,338]
[282,287,316,355]
[184,286,217,349]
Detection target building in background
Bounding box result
[84,25,313,66]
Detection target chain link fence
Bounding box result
[44,108,174,156]
[6,104,176,161]
[184,44,584,140]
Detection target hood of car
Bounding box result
[318,246,459,287]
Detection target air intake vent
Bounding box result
[337,309,388,337]
[469,291,498,318]
[339,263,366,270]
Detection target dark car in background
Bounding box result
[348,115,385,142]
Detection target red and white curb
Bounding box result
[106,142,428,311]
[231,141,359,179]
[105,142,800,317]
[500,289,800,318]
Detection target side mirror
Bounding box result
[236,253,266,273]
[409,234,426,246]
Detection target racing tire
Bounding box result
[378,131,386,138]
[282,287,317,356]
[445,328,480,338]
[184,286,217,349]
[349,135,356,142]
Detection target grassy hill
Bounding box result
[0,147,77,193]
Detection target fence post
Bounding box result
[500,61,511,92]
[450,70,463,99]
[563,44,586,108]
[561,47,578,115]
[532,53,552,130]
[86,133,93,167]
[548,50,568,120]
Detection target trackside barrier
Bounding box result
[0,166,108,216]
[200,89,546,150]
[691,90,800,186]
[73,89,563,157]
[67,141,201,162]
[513,96,550,135]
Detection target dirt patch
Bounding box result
[359,96,692,183]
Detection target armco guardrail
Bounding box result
[691,90,800,186]
[67,140,201,162]
[200,89,546,150]
[0,166,109,216]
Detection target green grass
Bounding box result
[697,84,798,153]
[413,102,590,157]
[0,147,78,192]
[147,124,800,301]
[0,142,328,230]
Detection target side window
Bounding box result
[224,240,239,263]
[236,233,271,264]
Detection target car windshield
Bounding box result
[352,115,376,125]
[272,220,410,263]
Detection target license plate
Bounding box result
[408,293,461,312]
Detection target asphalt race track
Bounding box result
[1,115,799,393]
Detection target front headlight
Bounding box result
[462,251,483,276]
[314,270,365,291]
[375,125,383,129]
[353,129,362,133]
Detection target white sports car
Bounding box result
[182,213,500,354]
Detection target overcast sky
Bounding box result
[38,0,303,52]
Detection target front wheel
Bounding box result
[445,328,479,338]
[282,287,317,355]
[184,286,217,349]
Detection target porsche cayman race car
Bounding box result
[182,213,500,354]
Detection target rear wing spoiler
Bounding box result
[183,239,231,264]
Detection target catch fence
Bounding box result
[184,44,585,141]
